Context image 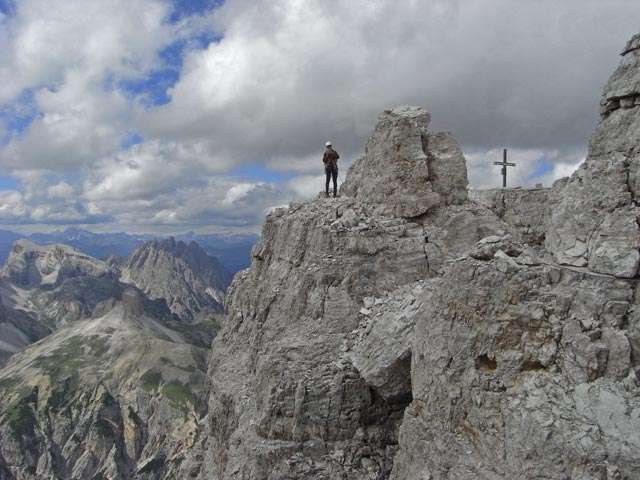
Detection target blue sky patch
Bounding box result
[0,176,20,191]
[227,164,297,184]
[167,0,224,24]
[121,133,144,149]
[527,157,554,181]
[117,32,220,107]
[59,172,82,186]
[160,32,221,67]
[118,68,180,107]
[0,0,15,17]
[0,89,41,141]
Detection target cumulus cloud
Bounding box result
[82,139,223,202]
[0,0,639,232]
[465,147,587,189]
[46,181,75,199]
[80,176,289,230]
[0,0,171,103]
[3,79,130,170]
[0,190,28,220]
[141,0,640,170]
[285,175,327,199]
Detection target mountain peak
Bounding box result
[120,238,232,322]
[1,239,114,288]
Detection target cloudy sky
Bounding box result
[0,0,638,234]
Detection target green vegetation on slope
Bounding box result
[160,381,195,414]
[33,335,110,379]
[5,388,38,440]
[141,370,162,392]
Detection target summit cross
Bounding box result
[493,148,516,188]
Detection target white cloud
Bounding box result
[0,0,214,171]
[46,181,75,199]
[532,156,585,188]
[0,0,637,232]
[223,183,258,205]
[0,191,28,220]
[3,76,130,170]
[285,175,326,199]
[0,0,172,103]
[465,147,585,189]
[140,0,640,170]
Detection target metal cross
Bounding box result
[493,148,516,188]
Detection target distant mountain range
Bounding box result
[0,239,219,476]
[0,227,259,274]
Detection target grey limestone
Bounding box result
[340,106,468,218]
[120,238,232,322]
[546,36,640,277]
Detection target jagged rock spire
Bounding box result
[340,106,468,217]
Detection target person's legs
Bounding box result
[325,169,331,196]
[331,169,338,197]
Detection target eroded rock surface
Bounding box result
[391,256,640,479]
[341,106,468,217]
[469,187,549,245]
[391,31,640,480]
[546,39,640,277]
[0,281,51,368]
[173,109,509,479]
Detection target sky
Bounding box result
[0,0,638,234]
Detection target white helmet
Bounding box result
[325,141,332,147]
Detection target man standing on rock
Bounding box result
[323,141,340,197]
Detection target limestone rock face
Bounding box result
[340,106,468,217]
[346,282,427,402]
[1,239,115,288]
[426,131,469,206]
[120,238,233,322]
[0,280,51,368]
[388,30,640,480]
[546,39,640,277]
[174,108,505,479]
[469,187,549,245]
[391,256,640,479]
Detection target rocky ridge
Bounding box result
[0,280,51,368]
[469,187,549,245]
[173,33,640,480]
[170,106,512,479]
[341,106,468,216]
[1,239,115,288]
[121,238,233,323]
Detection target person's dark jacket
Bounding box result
[323,148,339,172]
